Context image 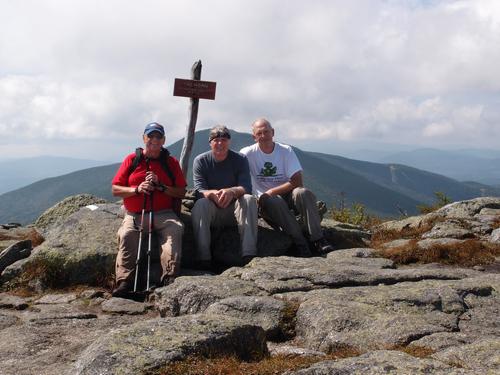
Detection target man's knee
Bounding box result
[293,187,312,198]
[192,198,213,218]
[241,193,256,203]
[237,194,257,209]
[293,187,317,203]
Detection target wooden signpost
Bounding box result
[174,60,217,176]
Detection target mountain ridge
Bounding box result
[1,130,498,224]
[0,156,109,194]
[378,148,500,185]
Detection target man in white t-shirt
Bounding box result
[240,118,334,256]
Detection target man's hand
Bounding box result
[215,188,235,208]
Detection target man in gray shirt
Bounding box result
[191,125,258,269]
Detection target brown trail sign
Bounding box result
[174,60,217,176]
[174,78,216,100]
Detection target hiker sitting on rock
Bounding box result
[191,125,258,269]
[240,118,333,256]
[111,122,187,298]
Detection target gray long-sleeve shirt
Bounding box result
[193,150,252,194]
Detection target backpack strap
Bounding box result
[128,147,176,185]
[159,148,176,185]
[128,147,143,175]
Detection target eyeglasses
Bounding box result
[254,129,272,137]
[147,133,164,140]
[210,136,229,143]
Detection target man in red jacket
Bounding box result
[111,122,186,298]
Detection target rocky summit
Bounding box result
[0,195,499,374]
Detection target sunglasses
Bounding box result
[147,132,164,139]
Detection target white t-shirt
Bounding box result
[240,142,302,196]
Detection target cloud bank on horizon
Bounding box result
[1,0,499,161]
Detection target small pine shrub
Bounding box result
[417,192,452,214]
[331,199,382,228]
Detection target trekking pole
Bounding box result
[133,184,148,293]
[133,158,151,293]
[146,161,154,291]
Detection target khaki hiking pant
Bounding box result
[191,194,258,261]
[116,210,183,283]
[259,187,323,245]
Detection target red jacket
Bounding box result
[112,153,186,212]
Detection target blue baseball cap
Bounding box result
[144,122,165,136]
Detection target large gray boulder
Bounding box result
[375,197,500,238]
[1,196,498,375]
[221,249,475,294]
[153,275,265,317]
[12,203,123,287]
[34,194,107,236]
[205,295,296,340]
[291,274,500,353]
[436,197,500,219]
[5,195,369,289]
[431,338,500,372]
[73,314,268,375]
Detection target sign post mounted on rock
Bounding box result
[174,60,217,176]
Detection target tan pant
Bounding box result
[191,194,258,261]
[259,187,323,245]
[115,210,183,283]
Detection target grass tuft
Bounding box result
[390,345,435,358]
[492,217,500,230]
[375,239,500,267]
[155,346,361,375]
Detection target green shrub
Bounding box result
[417,192,452,214]
[330,195,382,228]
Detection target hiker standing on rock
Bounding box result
[240,118,333,256]
[191,125,258,269]
[111,122,187,297]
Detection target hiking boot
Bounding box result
[161,275,176,287]
[312,238,334,255]
[112,280,132,298]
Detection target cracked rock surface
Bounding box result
[0,196,499,374]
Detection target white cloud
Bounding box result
[0,0,500,159]
[423,122,454,137]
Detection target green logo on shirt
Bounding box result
[260,162,277,176]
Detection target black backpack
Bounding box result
[129,147,182,216]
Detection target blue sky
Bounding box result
[1,0,499,162]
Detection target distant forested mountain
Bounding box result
[379,148,500,185]
[1,130,498,224]
[0,156,108,194]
